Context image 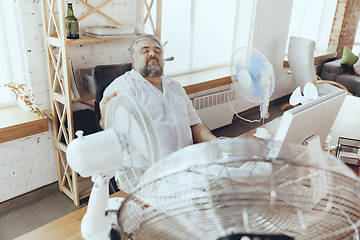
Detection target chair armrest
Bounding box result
[320,59,343,81]
[312,80,349,94]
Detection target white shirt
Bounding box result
[104,69,201,158]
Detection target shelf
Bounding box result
[53,87,94,104]
[42,0,163,206]
[78,177,93,200]
[72,87,95,103]
[66,34,139,45]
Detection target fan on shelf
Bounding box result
[231,46,275,138]
[67,93,160,239]
[117,138,360,240]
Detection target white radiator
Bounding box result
[192,90,236,130]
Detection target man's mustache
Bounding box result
[147,56,159,63]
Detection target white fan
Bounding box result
[117,138,360,240]
[231,46,275,122]
[289,82,319,106]
[67,93,160,239]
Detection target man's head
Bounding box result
[131,34,164,78]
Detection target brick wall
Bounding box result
[329,0,360,58]
[0,0,135,203]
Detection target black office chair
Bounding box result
[93,63,133,131]
[92,63,133,193]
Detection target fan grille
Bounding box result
[105,93,161,193]
[231,46,275,104]
[118,138,360,240]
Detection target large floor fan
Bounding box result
[231,47,275,137]
[67,93,161,239]
[117,138,360,240]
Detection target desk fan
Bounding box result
[117,138,360,240]
[231,47,275,138]
[289,82,319,106]
[67,93,160,239]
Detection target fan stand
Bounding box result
[253,78,271,140]
[81,173,124,239]
[253,104,271,140]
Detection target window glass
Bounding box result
[286,0,337,52]
[191,1,237,71]
[353,20,360,55]
[145,0,253,77]
[0,2,15,107]
[0,1,27,108]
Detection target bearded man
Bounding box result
[100,34,217,158]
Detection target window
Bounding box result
[144,0,255,77]
[0,1,28,108]
[286,0,337,52]
[353,19,360,55]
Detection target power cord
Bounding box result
[227,95,270,123]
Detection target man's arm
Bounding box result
[99,92,118,130]
[191,122,217,143]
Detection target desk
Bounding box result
[14,191,127,240]
[239,95,360,144]
[240,95,360,175]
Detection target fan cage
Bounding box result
[117,138,360,240]
[105,93,161,193]
[231,46,275,104]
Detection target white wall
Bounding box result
[0,0,134,203]
[0,0,295,203]
[0,0,57,203]
[252,0,294,101]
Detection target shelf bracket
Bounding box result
[78,0,121,26]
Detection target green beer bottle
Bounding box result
[65,2,79,39]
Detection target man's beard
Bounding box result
[136,57,163,78]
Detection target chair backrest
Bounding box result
[288,36,317,91]
[92,63,132,131]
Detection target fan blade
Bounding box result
[303,82,318,103]
[289,87,303,106]
[248,54,263,98]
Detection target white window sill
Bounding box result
[168,66,232,94]
[283,49,337,68]
[0,105,49,143]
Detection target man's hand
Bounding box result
[191,123,217,143]
[99,92,118,130]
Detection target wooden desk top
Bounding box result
[327,95,360,145]
[14,191,127,240]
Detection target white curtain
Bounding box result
[286,0,337,52]
[144,0,255,77]
[0,1,27,107]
